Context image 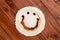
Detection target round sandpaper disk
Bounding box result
[15,6,45,36]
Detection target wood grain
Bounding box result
[0,0,60,40]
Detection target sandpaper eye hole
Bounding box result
[27,12,29,14]
[33,13,36,15]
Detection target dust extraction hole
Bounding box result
[33,13,36,15]
[27,12,29,14]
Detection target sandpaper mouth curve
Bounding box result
[21,15,39,30]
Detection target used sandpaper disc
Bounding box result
[15,6,45,36]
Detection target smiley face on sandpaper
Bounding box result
[15,7,45,36]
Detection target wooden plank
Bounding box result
[0,0,60,40]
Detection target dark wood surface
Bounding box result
[0,0,60,40]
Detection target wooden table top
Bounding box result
[0,0,60,40]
